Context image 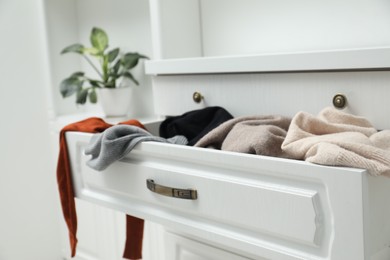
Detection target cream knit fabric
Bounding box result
[282,107,390,176]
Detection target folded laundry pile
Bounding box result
[282,107,390,176]
[158,106,390,177]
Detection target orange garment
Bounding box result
[57,117,145,259]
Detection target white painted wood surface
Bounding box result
[148,0,203,59]
[164,231,254,260]
[199,0,390,57]
[49,1,390,259]
[148,0,390,59]
[65,126,390,260]
[151,70,390,130]
[64,65,390,260]
[145,47,390,75]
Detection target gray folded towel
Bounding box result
[195,115,292,158]
[85,125,188,171]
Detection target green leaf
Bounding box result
[76,88,89,104]
[90,27,108,52]
[83,47,101,56]
[89,80,101,87]
[104,81,116,88]
[121,53,148,70]
[61,44,84,54]
[108,73,120,80]
[107,48,120,62]
[60,77,83,98]
[122,72,139,85]
[71,71,85,78]
[111,59,121,74]
[89,88,97,103]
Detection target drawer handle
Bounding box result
[146,179,198,200]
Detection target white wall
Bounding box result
[0,1,62,259]
[199,0,390,57]
[150,0,390,59]
[44,0,154,118]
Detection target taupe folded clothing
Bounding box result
[282,107,390,176]
[195,115,292,158]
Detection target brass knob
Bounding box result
[192,91,203,103]
[333,94,347,109]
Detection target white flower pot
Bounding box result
[98,87,132,117]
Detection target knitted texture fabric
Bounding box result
[57,117,145,259]
[282,107,390,176]
[195,115,292,158]
[159,106,234,146]
[85,124,188,171]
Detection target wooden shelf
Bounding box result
[145,47,390,75]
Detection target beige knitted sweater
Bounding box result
[195,115,292,158]
[282,107,390,176]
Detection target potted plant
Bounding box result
[60,27,148,117]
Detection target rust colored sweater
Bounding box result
[57,117,145,259]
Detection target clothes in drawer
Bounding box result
[65,128,390,260]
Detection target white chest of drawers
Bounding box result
[66,50,390,259]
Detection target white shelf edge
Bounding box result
[145,47,390,75]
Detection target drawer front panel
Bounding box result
[106,156,322,246]
[152,71,390,130]
[67,132,366,260]
[165,231,255,260]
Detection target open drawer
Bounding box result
[66,120,390,260]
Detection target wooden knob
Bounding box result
[333,94,347,109]
[192,91,203,103]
